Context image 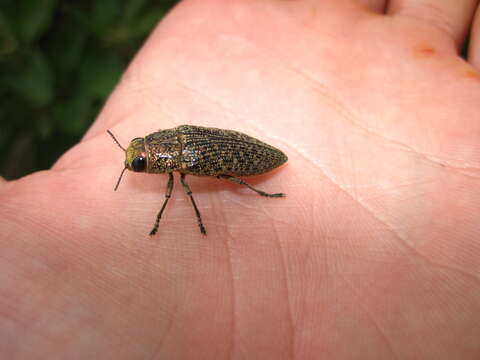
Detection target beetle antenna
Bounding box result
[107,130,126,152]
[114,167,127,191]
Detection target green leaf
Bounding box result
[17,0,57,44]
[54,97,92,136]
[34,112,55,140]
[47,20,88,84]
[92,0,120,35]
[0,10,18,55]
[76,50,123,99]
[123,0,148,23]
[6,49,54,107]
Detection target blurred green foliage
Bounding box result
[0,0,179,179]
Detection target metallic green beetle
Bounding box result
[108,125,287,236]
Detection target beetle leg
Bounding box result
[150,172,174,236]
[218,175,285,197]
[180,173,207,235]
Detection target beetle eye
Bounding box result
[131,156,146,172]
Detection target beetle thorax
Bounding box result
[145,137,182,173]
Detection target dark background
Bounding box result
[0,0,179,180]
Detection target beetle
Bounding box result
[107,125,288,236]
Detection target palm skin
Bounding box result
[1,0,480,359]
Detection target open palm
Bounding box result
[2,0,480,358]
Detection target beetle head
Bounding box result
[125,137,147,172]
[107,130,147,191]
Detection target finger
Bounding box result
[469,6,480,67]
[356,0,387,13]
[387,0,479,48]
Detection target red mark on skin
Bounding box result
[463,70,480,81]
[413,44,437,58]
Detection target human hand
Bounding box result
[2,0,480,358]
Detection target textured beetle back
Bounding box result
[176,125,287,177]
